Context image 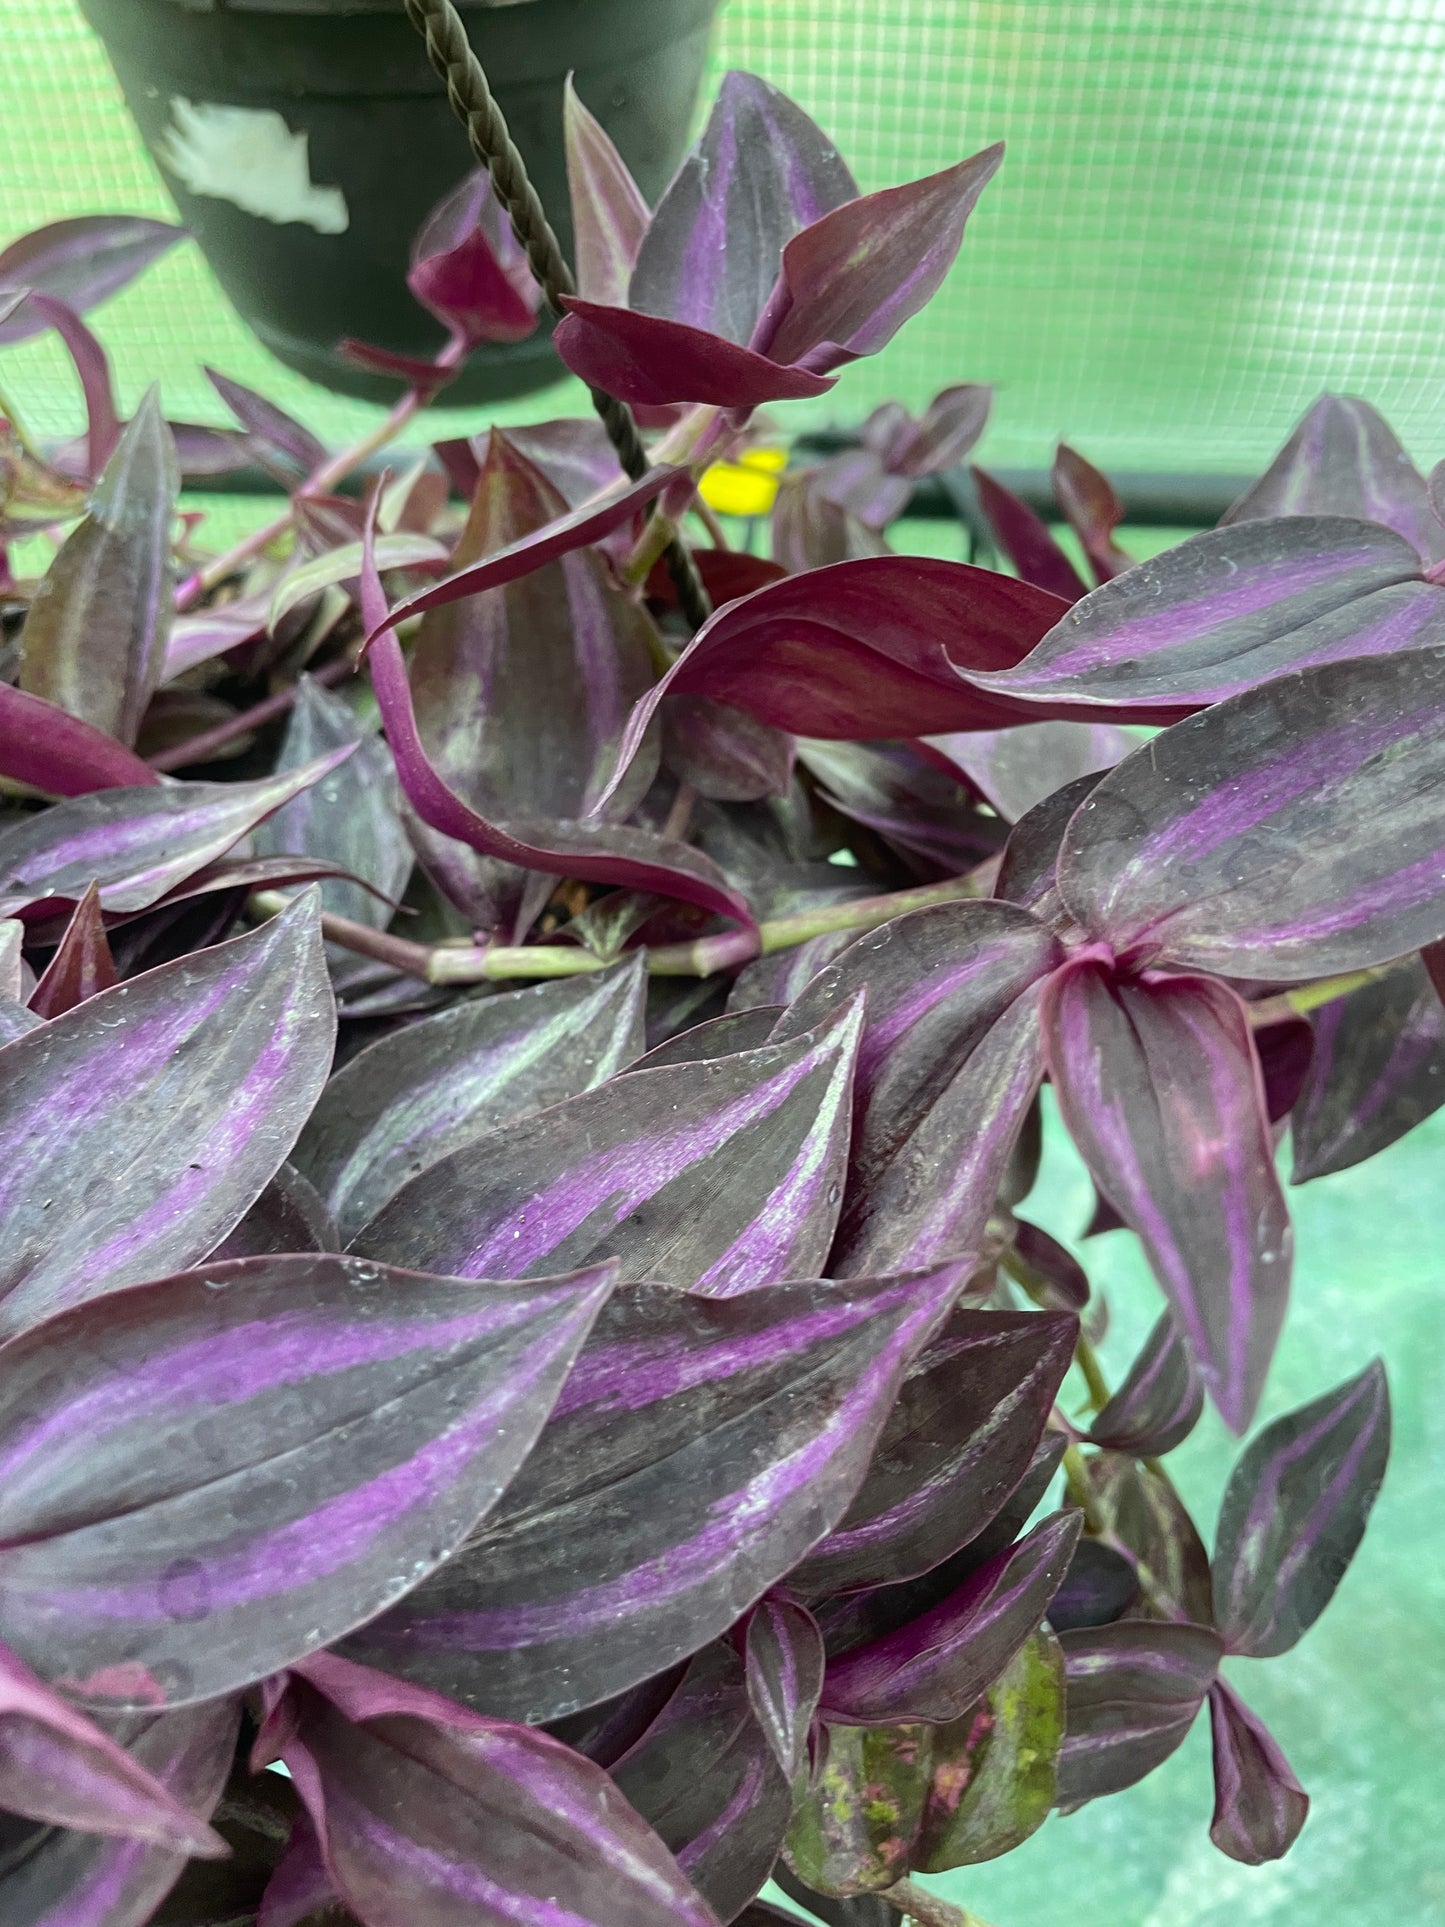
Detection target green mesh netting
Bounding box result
[3,0,1444,475]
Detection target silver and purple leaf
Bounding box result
[1207,1678,1309,1865]
[1054,1619,1222,1807]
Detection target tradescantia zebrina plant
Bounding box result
[0,42,1427,1927]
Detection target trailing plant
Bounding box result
[0,27,1431,1927]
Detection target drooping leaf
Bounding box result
[1054,1620,1221,1807]
[630,71,858,346]
[277,1653,720,1927]
[19,387,177,744]
[0,893,334,1337]
[746,1596,826,1784]
[339,1263,968,1722]
[556,298,838,408]
[1291,958,1445,1180]
[791,1308,1076,1595]
[919,719,1134,824]
[1211,1360,1390,1658]
[597,561,1067,804]
[1207,1678,1309,1865]
[752,147,1004,375]
[0,216,185,343]
[24,294,123,479]
[252,676,413,931]
[296,957,646,1240]
[818,1512,1081,1725]
[0,1700,239,1927]
[407,170,541,348]
[1055,647,1445,979]
[1222,393,1445,567]
[1042,960,1293,1432]
[0,748,356,918]
[565,78,653,305]
[0,1254,612,1708]
[775,900,1062,1275]
[27,881,118,1017]
[614,1639,794,1923]
[1052,444,1130,584]
[1087,1313,1204,1459]
[971,466,1088,602]
[0,1639,224,1851]
[353,999,863,1295]
[977,516,1445,720]
[1255,1014,1316,1125]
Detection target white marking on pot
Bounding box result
[156,98,349,236]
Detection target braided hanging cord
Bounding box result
[401,0,713,630]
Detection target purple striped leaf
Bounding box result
[0,1700,239,1927]
[597,562,1066,804]
[1054,1620,1221,1807]
[556,299,837,408]
[0,1639,224,1852]
[795,740,999,877]
[1052,444,1130,584]
[565,79,652,305]
[977,516,1445,721]
[407,171,541,349]
[1222,393,1445,567]
[631,72,858,347]
[266,532,449,631]
[204,367,326,474]
[0,1253,612,1708]
[726,933,856,1012]
[1006,1218,1090,1313]
[28,882,119,1017]
[1212,1360,1390,1658]
[163,587,272,681]
[1042,961,1293,1432]
[1291,958,1445,1181]
[1207,1679,1309,1865]
[1256,1014,1316,1125]
[790,1308,1076,1595]
[0,747,356,919]
[1079,1455,1213,1627]
[818,1511,1081,1726]
[296,957,646,1240]
[775,900,1062,1275]
[613,1639,794,1923]
[1044,1540,1139,1633]
[972,466,1088,602]
[0,216,185,343]
[753,147,1003,376]
[785,1630,1063,1895]
[361,515,753,934]
[992,768,1106,918]
[253,675,413,932]
[867,385,993,483]
[19,388,177,744]
[1087,1313,1203,1459]
[746,1595,825,1784]
[338,1263,968,1721]
[0,893,333,1337]
[630,1004,786,1072]
[546,1668,689,1772]
[278,1653,720,1927]
[919,719,1135,825]
[1054,648,1445,979]
[353,998,863,1294]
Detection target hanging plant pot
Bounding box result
[77,0,720,405]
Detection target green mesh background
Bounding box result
[2,0,1444,477]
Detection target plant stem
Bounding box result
[249,891,435,978]
[147,655,356,772]
[1074,1331,1113,1414]
[1248,966,1386,1029]
[399,0,712,631]
[884,1877,997,1927]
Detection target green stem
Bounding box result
[884,1877,997,1927]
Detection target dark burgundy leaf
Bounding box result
[797,739,997,877]
[1212,1360,1390,1658]
[1007,1219,1090,1313]
[1052,443,1130,584]
[1087,1313,1203,1459]
[205,1162,337,1262]
[1045,1540,1139,1632]
[1082,1455,1214,1628]
[879,385,993,480]
[408,170,541,347]
[746,1596,825,1784]
[1055,1620,1221,1807]
[0,685,159,798]
[629,1005,784,1071]
[726,933,856,1012]
[663,695,795,802]
[27,882,118,1017]
[972,466,1088,601]
[339,1263,968,1722]
[1055,647,1445,980]
[1207,1678,1309,1865]
[992,769,1106,917]
[1291,959,1445,1180]
[556,298,838,407]
[1043,960,1292,1432]
[1255,1015,1316,1125]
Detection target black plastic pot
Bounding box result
[78,0,719,405]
